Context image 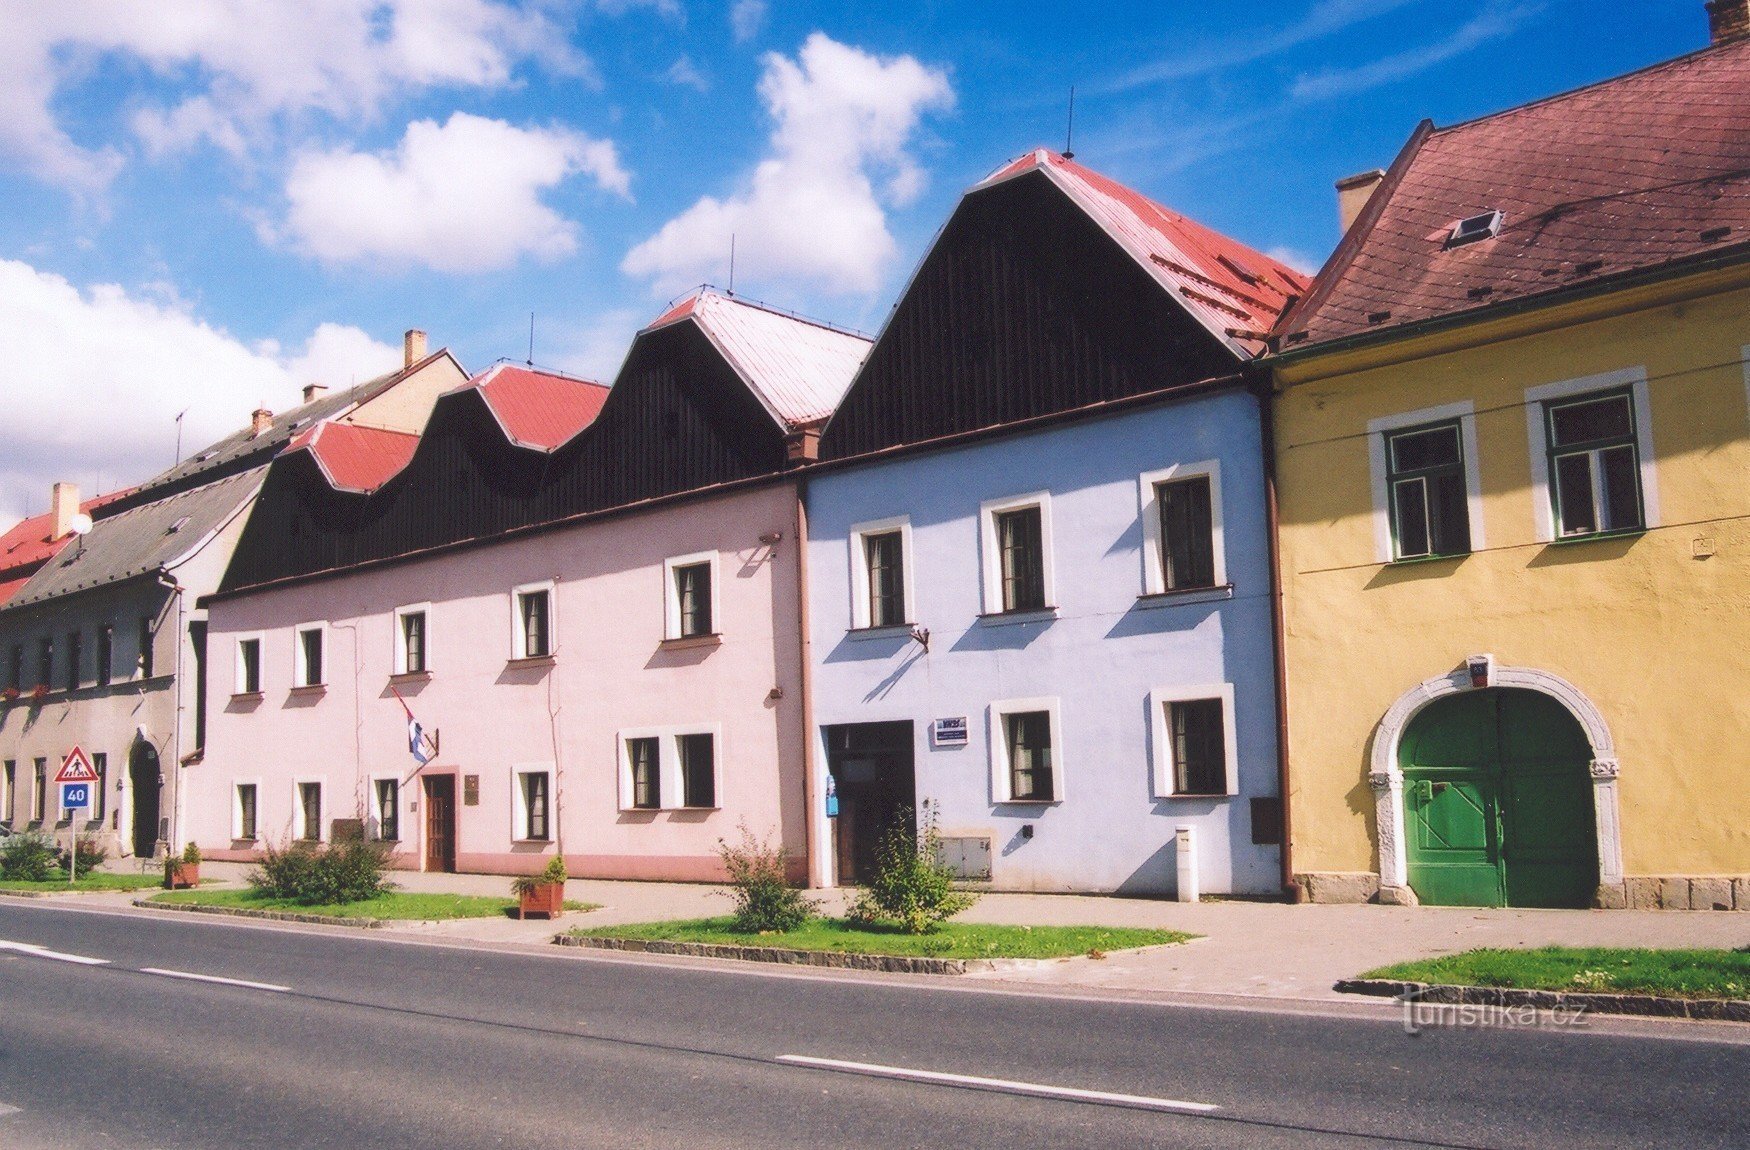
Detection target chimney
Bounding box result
[1336,169,1386,234]
[50,482,79,539]
[250,407,274,438]
[403,328,427,368]
[784,427,821,465]
[1708,0,1750,43]
[302,383,328,404]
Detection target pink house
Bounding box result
[189,292,869,879]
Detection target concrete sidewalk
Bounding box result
[84,861,1750,1003]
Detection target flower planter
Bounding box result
[164,862,200,890]
[516,881,565,919]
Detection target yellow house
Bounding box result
[1270,23,1750,910]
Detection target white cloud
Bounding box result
[622,33,952,297]
[0,0,587,188]
[730,0,768,43]
[1290,2,1540,102]
[272,112,631,273]
[665,55,710,91]
[0,258,400,529]
[596,0,686,23]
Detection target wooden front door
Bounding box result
[825,722,915,884]
[423,775,456,873]
[1401,688,1596,908]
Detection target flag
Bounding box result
[390,685,433,767]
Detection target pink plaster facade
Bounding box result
[188,479,809,880]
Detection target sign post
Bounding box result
[55,747,99,886]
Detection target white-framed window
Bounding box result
[294,779,325,842]
[1,760,13,826]
[511,765,553,841]
[1149,683,1240,798]
[233,780,260,840]
[988,697,1062,803]
[293,625,325,688]
[663,551,719,640]
[1367,402,1484,563]
[393,604,430,675]
[370,775,400,841]
[1525,367,1659,543]
[848,516,915,629]
[234,634,263,694]
[89,752,108,823]
[616,726,722,811]
[978,492,1055,615]
[510,581,555,660]
[1138,460,1226,594]
[30,758,46,824]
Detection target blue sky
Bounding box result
[0,0,1708,526]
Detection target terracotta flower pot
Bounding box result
[164,862,200,890]
[516,881,565,919]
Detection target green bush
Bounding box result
[1,832,58,881]
[57,834,107,876]
[512,854,567,898]
[846,803,977,934]
[249,837,393,905]
[717,823,816,933]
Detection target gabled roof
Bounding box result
[0,488,134,581]
[468,363,611,451]
[120,347,461,505]
[645,289,871,428]
[1277,37,1750,352]
[286,423,422,494]
[3,468,263,611]
[977,150,1309,356]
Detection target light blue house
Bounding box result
[801,151,1308,895]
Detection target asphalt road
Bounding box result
[0,902,1744,1149]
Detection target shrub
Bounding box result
[249,837,392,905]
[717,823,816,933]
[181,841,201,865]
[58,834,107,876]
[1,832,58,881]
[846,803,977,934]
[512,855,567,898]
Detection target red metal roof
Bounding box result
[0,488,135,597]
[1278,37,1750,350]
[289,423,421,494]
[645,289,871,428]
[471,364,610,451]
[976,150,1310,355]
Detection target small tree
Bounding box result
[717,823,816,933]
[58,833,108,877]
[847,803,976,934]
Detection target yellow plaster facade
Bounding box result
[1274,270,1750,906]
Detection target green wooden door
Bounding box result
[1401,688,1596,909]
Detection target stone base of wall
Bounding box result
[1298,872,1750,910]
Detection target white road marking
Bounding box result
[0,1102,20,1118]
[140,968,289,993]
[776,1055,1219,1114]
[0,940,109,966]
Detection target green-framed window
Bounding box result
[1385,420,1470,559]
[1545,389,1643,537]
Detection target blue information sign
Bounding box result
[61,782,90,810]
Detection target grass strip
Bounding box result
[149,888,598,921]
[567,916,1191,960]
[1,871,165,892]
[1363,946,1750,1000]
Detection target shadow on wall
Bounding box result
[863,647,925,703]
[1525,534,1642,568]
[1364,555,1465,590]
[950,617,1054,653]
[1102,515,1143,560]
[1113,838,1179,897]
[1104,600,1222,641]
[823,632,910,664]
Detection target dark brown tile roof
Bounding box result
[1278,37,1750,351]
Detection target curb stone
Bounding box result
[133,898,385,930]
[554,933,1050,975]
[1334,978,1750,1022]
[0,886,153,900]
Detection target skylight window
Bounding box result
[1447,210,1504,248]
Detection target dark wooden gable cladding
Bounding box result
[819,169,1241,461]
[219,320,787,594]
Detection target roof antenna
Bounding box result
[728,233,736,296]
[1064,85,1076,160]
[527,312,535,367]
[173,409,188,465]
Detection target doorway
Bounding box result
[1401,688,1597,908]
[423,774,456,873]
[129,742,161,859]
[824,722,915,884]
